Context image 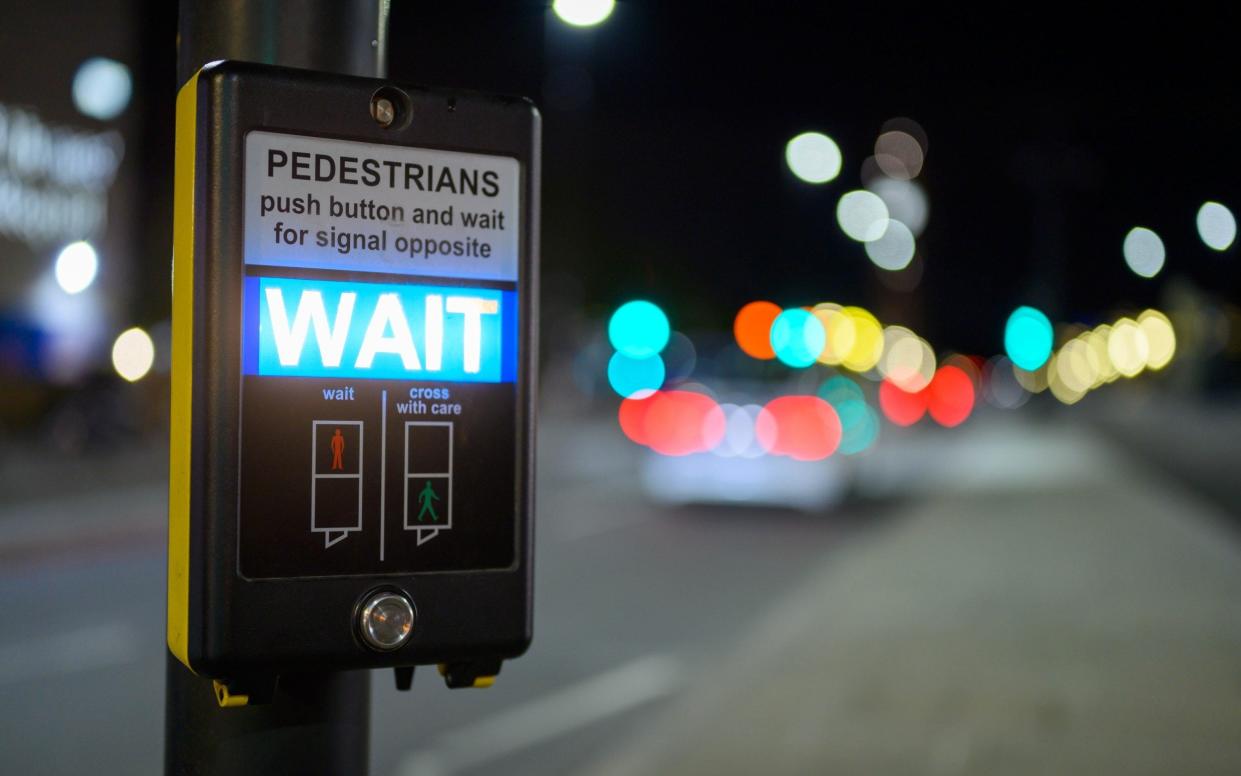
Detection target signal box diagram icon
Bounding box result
[416,480,441,521]
[330,428,346,470]
[311,420,363,547]
[404,421,453,546]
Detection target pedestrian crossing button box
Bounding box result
[167,61,538,693]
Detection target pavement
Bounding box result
[579,419,1241,776]
[1,407,1240,775]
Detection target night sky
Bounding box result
[392,4,1241,357]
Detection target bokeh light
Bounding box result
[940,353,982,387]
[811,303,856,366]
[1107,318,1149,377]
[1086,326,1118,384]
[1196,202,1236,251]
[1123,227,1166,278]
[864,219,916,271]
[817,375,865,406]
[607,352,665,398]
[834,399,880,455]
[982,356,1029,410]
[926,365,975,427]
[621,390,725,456]
[609,300,669,358]
[878,326,934,392]
[54,241,99,294]
[1138,309,1176,370]
[819,378,877,455]
[1012,362,1049,394]
[866,177,929,236]
[785,132,842,184]
[756,396,841,461]
[880,117,928,158]
[840,306,884,372]
[1056,339,1096,393]
[648,391,726,457]
[1004,306,1053,371]
[618,395,654,445]
[1047,353,1086,405]
[836,190,889,242]
[661,331,697,384]
[878,379,927,426]
[734,301,781,360]
[72,57,132,121]
[712,403,765,459]
[552,0,615,27]
[112,327,154,382]
[770,308,826,368]
[874,130,925,179]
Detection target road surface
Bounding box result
[0,407,1238,775]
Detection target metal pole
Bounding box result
[166,2,389,774]
[176,0,390,86]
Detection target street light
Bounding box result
[552,0,615,27]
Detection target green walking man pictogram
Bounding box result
[416,480,441,522]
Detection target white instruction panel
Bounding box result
[244,131,520,282]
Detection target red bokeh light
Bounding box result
[878,379,927,426]
[926,365,975,427]
[756,395,841,461]
[618,394,655,445]
[621,390,725,456]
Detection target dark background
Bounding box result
[100,5,1238,365]
[3,4,1241,775]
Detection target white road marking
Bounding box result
[395,654,684,776]
[0,622,141,685]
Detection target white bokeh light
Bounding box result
[874,130,924,179]
[73,57,132,121]
[866,177,928,236]
[785,132,842,184]
[54,241,98,294]
[1196,202,1236,251]
[112,327,155,382]
[552,0,615,27]
[836,190,889,242]
[865,219,916,271]
[1123,227,1165,278]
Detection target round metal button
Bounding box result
[358,591,414,651]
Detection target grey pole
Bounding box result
[165,2,389,774]
[176,0,390,86]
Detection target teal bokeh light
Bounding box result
[835,398,879,455]
[818,375,864,407]
[607,352,665,398]
[1004,306,1054,371]
[609,300,670,358]
[770,308,825,368]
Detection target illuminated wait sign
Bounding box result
[244,276,517,383]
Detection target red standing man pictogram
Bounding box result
[330,428,345,471]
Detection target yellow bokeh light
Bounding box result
[812,303,856,366]
[1057,338,1096,393]
[879,325,935,391]
[841,306,884,372]
[1047,354,1086,404]
[1107,318,1149,378]
[1076,333,1106,389]
[1087,326,1118,384]
[1138,309,1176,370]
